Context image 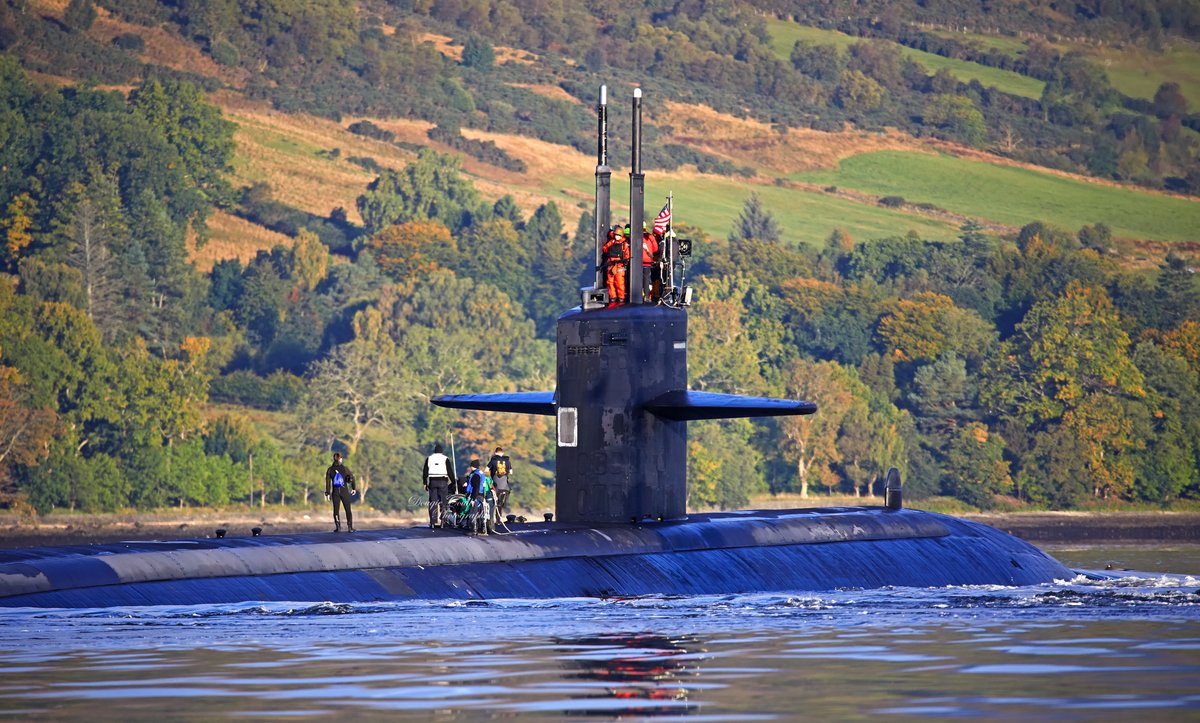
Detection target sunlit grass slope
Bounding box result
[794,151,1200,242]
[1075,42,1200,102]
[764,20,1045,99]
[555,172,959,246]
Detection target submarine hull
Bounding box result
[0,508,1074,608]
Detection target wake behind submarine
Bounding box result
[0,86,1072,608]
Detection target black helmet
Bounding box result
[434,443,444,453]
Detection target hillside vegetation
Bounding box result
[1,0,1199,522]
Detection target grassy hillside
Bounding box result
[765,20,1045,99]
[793,151,1200,242]
[1075,41,1200,102]
[554,172,959,245]
[214,91,1197,259]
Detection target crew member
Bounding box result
[603,226,629,306]
[487,446,513,520]
[642,226,660,302]
[464,459,493,535]
[423,443,456,529]
[324,452,357,533]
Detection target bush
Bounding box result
[113,33,145,53]
[348,120,394,143]
[427,123,526,172]
[210,39,240,67]
[347,155,381,173]
[879,195,906,207]
[209,370,305,410]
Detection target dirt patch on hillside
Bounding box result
[419,32,536,65]
[86,6,250,89]
[509,83,582,105]
[658,101,918,174]
[190,210,294,271]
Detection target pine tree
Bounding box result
[729,193,781,243]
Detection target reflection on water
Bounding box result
[552,634,702,716]
[0,567,1197,720]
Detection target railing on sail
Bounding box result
[658,191,692,308]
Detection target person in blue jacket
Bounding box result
[324,452,357,532]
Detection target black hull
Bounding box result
[0,508,1074,608]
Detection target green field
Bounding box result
[793,150,1200,242]
[765,20,1045,99]
[552,171,960,246]
[930,30,1028,54]
[1072,41,1200,103]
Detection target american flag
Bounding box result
[652,202,671,234]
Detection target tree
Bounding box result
[987,282,1144,425]
[1,193,36,269]
[834,69,884,112]
[876,292,996,364]
[301,335,411,502]
[60,181,124,335]
[687,276,767,395]
[778,359,858,497]
[461,34,495,70]
[1063,393,1138,500]
[984,282,1145,505]
[924,94,986,147]
[0,372,58,477]
[356,150,482,235]
[492,195,524,227]
[790,41,842,81]
[688,420,765,510]
[63,0,96,32]
[1077,223,1112,250]
[365,220,456,281]
[1155,254,1200,330]
[943,423,1011,509]
[128,79,236,205]
[728,193,781,244]
[909,353,975,436]
[457,218,527,298]
[1152,82,1188,119]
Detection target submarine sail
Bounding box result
[432,86,816,524]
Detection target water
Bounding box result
[0,546,1196,720]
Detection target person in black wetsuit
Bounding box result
[324,452,357,532]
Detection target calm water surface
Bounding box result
[0,546,1196,720]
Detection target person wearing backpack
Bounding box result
[487,446,513,520]
[324,452,357,532]
[464,459,494,535]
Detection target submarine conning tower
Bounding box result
[555,304,688,522]
[433,84,816,524]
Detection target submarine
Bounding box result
[0,86,1073,608]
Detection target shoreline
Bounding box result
[961,511,1200,543]
[0,509,1198,549]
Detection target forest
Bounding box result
[0,0,1198,516]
